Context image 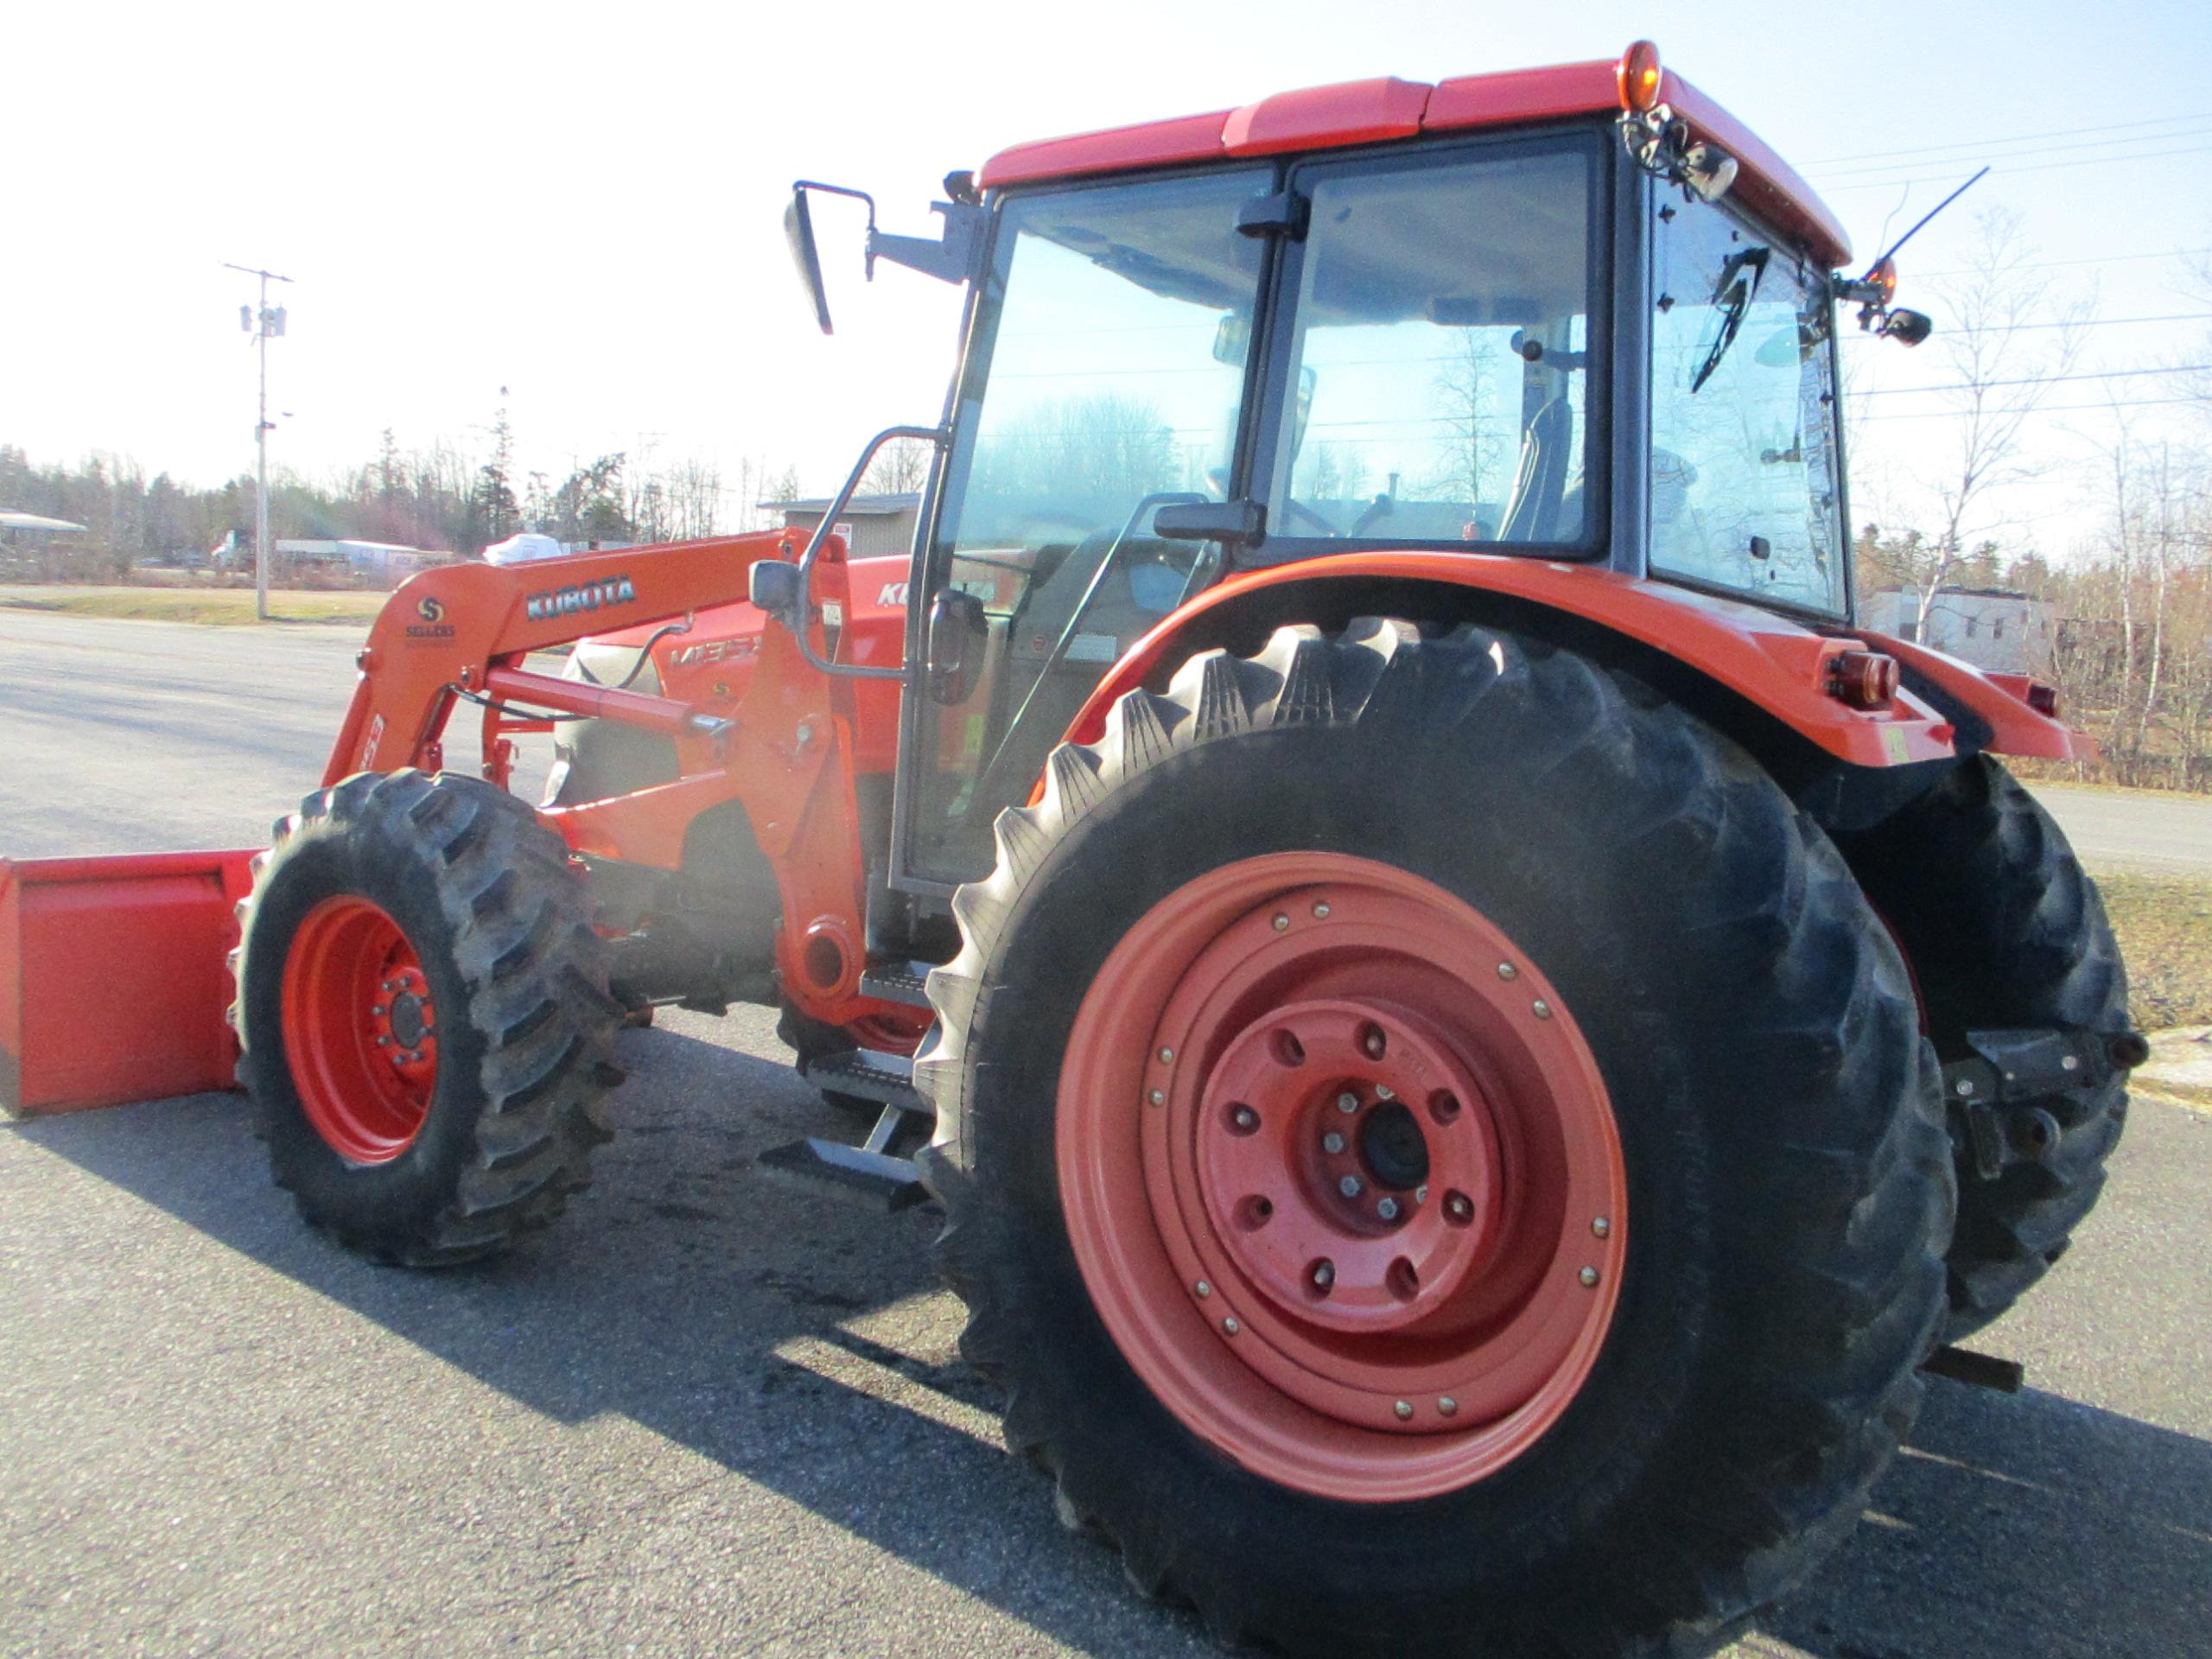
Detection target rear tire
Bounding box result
[917,620,1953,1657]
[1838,754,2130,1338]
[234,770,624,1265]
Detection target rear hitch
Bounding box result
[1942,1025,2147,1182]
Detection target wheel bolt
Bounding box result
[1376,1197,1400,1221]
[1363,1030,1385,1059]
[1222,1316,1241,1335]
[1337,1091,1359,1115]
[1394,1400,1414,1421]
[1415,1185,1429,1204]
[1312,901,1331,919]
[1439,1396,1459,1417]
[1323,1132,1346,1154]
[1374,1084,1395,1102]
[1339,1174,1363,1198]
[1592,1217,1611,1238]
[1147,1090,1166,1107]
[1158,1046,1173,1064]
[1312,1261,1335,1289]
[1272,913,1290,931]
[1446,1192,1473,1222]
[371,1005,387,1017]
[1194,1281,1212,1299]
[1532,999,1554,1020]
[1579,1266,1600,1287]
[376,1035,393,1046]
[1231,1106,1260,1132]
[1497,962,1518,981]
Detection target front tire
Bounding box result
[917,620,1952,1657]
[235,770,624,1265]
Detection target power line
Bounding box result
[1911,245,2212,278]
[1820,140,2212,194]
[1859,363,2212,397]
[1843,309,2212,340]
[1801,110,2209,168]
[1807,121,2212,182]
[1861,393,2207,422]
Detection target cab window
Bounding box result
[1649,196,1844,613]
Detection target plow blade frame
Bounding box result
[1,850,257,1116]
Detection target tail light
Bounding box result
[1827,650,1900,710]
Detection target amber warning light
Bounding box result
[1827,651,1901,711]
[1618,41,1664,113]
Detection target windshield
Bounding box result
[1649,195,1844,613]
[910,168,1270,880]
[1265,143,1599,549]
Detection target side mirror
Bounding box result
[749,558,801,619]
[926,588,988,706]
[1880,308,1934,347]
[785,188,834,335]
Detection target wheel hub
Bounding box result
[281,897,440,1165]
[1197,999,1502,1335]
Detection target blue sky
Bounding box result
[3,0,2206,556]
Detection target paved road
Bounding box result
[2024,782,2212,875]
[3,608,2209,1658]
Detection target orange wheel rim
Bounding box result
[1057,853,1626,1503]
[280,896,439,1165]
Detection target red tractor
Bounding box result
[1,42,2145,1657]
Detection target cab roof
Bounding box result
[977,54,1851,270]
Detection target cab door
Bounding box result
[891,167,1274,891]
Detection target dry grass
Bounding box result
[0,585,388,627]
[2094,871,2212,1030]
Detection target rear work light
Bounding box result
[1827,650,1900,710]
[2027,681,2061,717]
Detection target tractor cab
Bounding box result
[779,42,1913,890]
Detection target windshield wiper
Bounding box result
[1688,246,1770,393]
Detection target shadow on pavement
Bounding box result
[14,1017,2210,1659]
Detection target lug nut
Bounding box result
[1532,1000,1553,1020]
[1415,1185,1429,1204]
[1194,1281,1212,1299]
[1312,1261,1335,1289]
[1231,1105,1260,1132]
[1394,1400,1414,1421]
[371,1004,387,1017]
[1438,1396,1459,1417]
[1323,1132,1346,1154]
[1312,902,1331,919]
[376,1035,393,1047]
[1272,913,1290,931]
[1497,962,1518,981]
[1363,1030,1385,1058]
[1376,1197,1400,1221]
[1446,1192,1473,1222]
[1147,1090,1166,1107]
[1374,1084,1395,1102]
[1592,1217,1611,1238]
[1222,1316,1241,1335]
[1337,1091,1359,1115]
[1157,1046,1174,1064]
[1339,1174,1363,1198]
[1579,1267,1600,1287]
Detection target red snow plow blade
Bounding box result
[0,850,257,1116]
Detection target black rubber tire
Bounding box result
[914,619,1954,1659]
[1837,753,2130,1338]
[234,769,625,1265]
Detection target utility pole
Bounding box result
[224,264,292,620]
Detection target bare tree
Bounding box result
[1903,206,2090,635]
[860,437,933,497]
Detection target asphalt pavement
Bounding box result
[2,608,2208,1658]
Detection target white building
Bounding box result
[1859,588,2054,675]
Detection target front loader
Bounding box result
[1,41,2149,1658]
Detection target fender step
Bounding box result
[798,1045,925,1109]
[857,961,936,1010]
[758,1096,931,1212]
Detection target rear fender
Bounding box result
[1064,554,2082,769]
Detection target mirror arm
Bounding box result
[772,424,950,682]
[867,202,988,285]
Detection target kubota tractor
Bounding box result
[0,41,2147,1657]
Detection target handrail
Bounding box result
[785,423,950,681]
